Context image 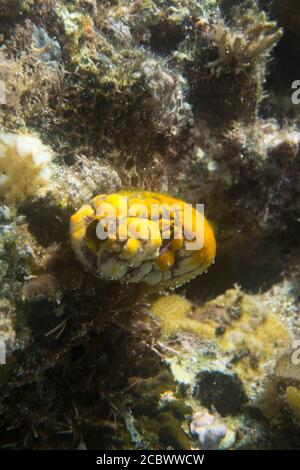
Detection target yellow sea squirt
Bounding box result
[70,191,216,287]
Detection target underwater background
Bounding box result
[0,0,300,450]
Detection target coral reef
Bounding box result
[0,0,299,451]
[147,280,299,448]
[150,284,293,390]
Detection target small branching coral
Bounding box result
[208,13,283,76]
[0,131,52,206]
[70,191,216,288]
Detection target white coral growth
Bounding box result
[190,408,227,450]
[0,131,52,206]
